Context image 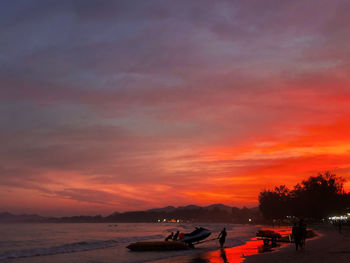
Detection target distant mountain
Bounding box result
[0,212,47,223]
[0,212,12,218]
[147,206,176,213]
[109,211,120,217]
[0,204,262,223]
[177,205,201,210]
[105,204,261,223]
[204,204,233,212]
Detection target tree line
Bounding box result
[259,172,350,221]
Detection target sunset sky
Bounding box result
[1,0,350,216]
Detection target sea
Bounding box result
[0,223,262,263]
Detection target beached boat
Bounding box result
[256,229,283,245]
[127,227,212,251]
[126,241,189,251]
[256,230,281,239]
[179,227,211,244]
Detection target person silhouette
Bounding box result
[218,228,227,248]
[292,222,301,250]
[173,231,179,241]
[165,232,174,241]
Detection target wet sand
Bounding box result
[150,226,292,263]
[150,225,350,263]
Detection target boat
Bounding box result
[179,227,211,244]
[256,229,282,246]
[127,227,211,251]
[256,229,281,239]
[126,241,189,251]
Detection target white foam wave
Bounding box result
[0,234,163,260]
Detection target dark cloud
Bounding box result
[1,0,350,215]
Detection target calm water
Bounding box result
[0,223,263,263]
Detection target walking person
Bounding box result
[218,228,227,248]
[292,222,301,250]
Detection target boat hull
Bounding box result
[127,241,189,251]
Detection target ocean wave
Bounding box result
[0,234,163,260]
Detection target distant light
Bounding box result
[163,219,166,222]
[329,216,347,221]
[177,219,180,223]
[157,219,160,222]
[248,218,252,222]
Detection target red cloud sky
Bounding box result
[1,0,350,216]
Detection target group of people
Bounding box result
[291,219,307,250]
[164,228,227,248]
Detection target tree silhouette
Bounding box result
[259,172,349,220]
[259,185,290,219]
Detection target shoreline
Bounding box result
[150,224,350,263]
[149,225,293,263]
[243,225,349,263]
[7,224,349,263]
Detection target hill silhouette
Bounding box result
[0,204,260,223]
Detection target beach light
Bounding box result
[329,215,347,221]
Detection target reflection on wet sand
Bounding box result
[192,227,291,263]
[220,249,228,263]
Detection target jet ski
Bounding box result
[179,227,211,244]
[127,227,211,251]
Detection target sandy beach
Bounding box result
[244,225,350,263]
[150,225,350,263]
